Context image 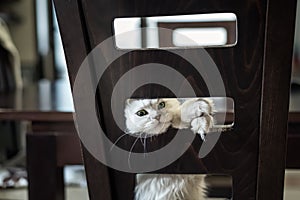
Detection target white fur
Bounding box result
[124,99,181,135]
[180,98,214,141]
[124,98,214,138]
[135,174,205,200]
[180,98,214,124]
[124,98,214,200]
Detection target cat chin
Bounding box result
[126,119,172,135]
[145,122,171,135]
[128,122,171,135]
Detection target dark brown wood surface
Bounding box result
[27,133,65,200]
[257,0,297,199]
[53,0,112,200]
[77,0,267,199]
[53,0,296,199]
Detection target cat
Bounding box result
[124,98,214,200]
[124,98,214,140]
[124,98,180,135]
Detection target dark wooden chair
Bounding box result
[53,0,296,199]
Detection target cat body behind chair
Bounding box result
[124,98,213,200]
[135,174,205,200]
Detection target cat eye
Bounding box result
[136,109,148,116]
[158,102,166,110]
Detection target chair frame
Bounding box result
[54,0,297,199]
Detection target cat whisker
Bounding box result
[138,131,150,157]
[128,136,140,169]
[139,134,145,146]
[136,133,148,157]
[143,133,148,157]
[110,132,131,152]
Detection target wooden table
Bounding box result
[0,79,81,200]
[0,79,299,200]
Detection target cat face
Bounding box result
[124,99,180,135]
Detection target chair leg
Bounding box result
[27,133,65,200]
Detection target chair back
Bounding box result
[54,0,296,199]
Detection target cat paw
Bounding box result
[194,99,213,117]
[190,115,214,141]
[181,98,214,123]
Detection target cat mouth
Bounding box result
[150,121,171,135]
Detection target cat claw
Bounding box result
[200,132,207,141]
[191,126,207,141]
[191,117,210,141]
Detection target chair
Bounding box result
[53,0,296,199]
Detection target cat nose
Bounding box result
[154,115,161,121]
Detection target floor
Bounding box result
[284,170,300,200]
[0,170,299,200]
[0,187,88,200]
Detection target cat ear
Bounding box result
[126,99,134,105]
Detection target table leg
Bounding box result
[26,133,65,200]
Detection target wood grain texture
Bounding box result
[257,0,297,199]
[54,0,296,199]
[53,0,112,199]
[52,0,87,85]
[27,133,65,200]
[79,0,266,199]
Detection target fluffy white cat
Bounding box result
[124,98,214,140]
[124,98,214,200]
[124,98,180,135]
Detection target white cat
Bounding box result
[124,98,180,135]
[124,98,214,140]
[124,98,214,200]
